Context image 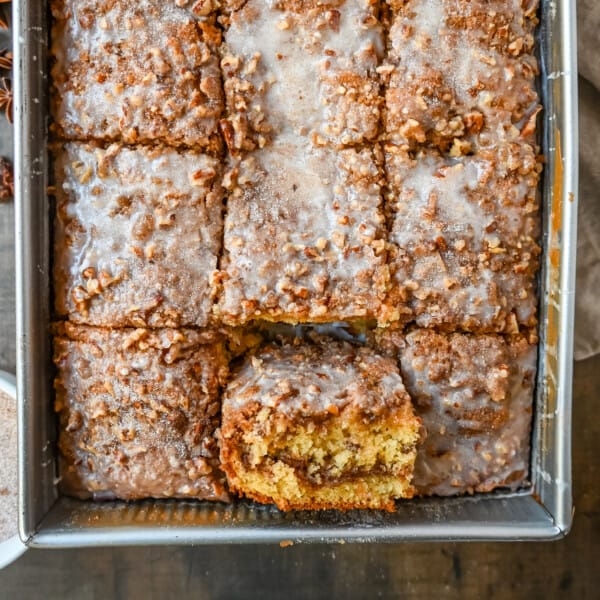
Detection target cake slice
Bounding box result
[220,337,422,511]
[54,323,230,502]
[219,142,389,326]
[53,142,224,328]
[383,144,541,332]
[50,0,223,150]
[382,0,540,152]
[220,0,384,153]
[375,327,537,495]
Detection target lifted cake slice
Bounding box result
[220,337,422,511]
[54,142,223,328]
[54,324,230,502]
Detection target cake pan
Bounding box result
[14,0,578,545]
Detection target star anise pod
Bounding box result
[0,77,12,123]
[0,49,12,71]
[0,156,14,201]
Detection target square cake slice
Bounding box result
[383,0,540,152]
[53,142,223,328]
[376,328,536,496]
[54,323,230,502]
[220,337,422,511]
[218,142,389,325]
[384,144,541,332]
[221,0,384,153]
[50,0,223,149]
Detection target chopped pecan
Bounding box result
[0,156,13,201]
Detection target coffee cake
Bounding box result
[53,142,223,328]
[50,0,223,149]
[220,337,422,510]
[375,327,536,495]
[220,0,384,153]
[383,144,541,332]
[218,142,389,325]
[54,323,230,501]
[382,0,540,152]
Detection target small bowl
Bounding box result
[0,370,26,570]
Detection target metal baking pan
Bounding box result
[14,0,578,545]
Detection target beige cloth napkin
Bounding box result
[574,0,600,360]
